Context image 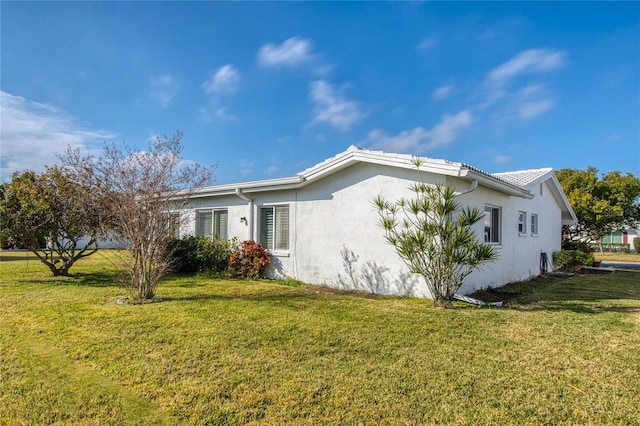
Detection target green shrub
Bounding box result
[229,240,270,279]
[167,235,237,274]
[634,237,640,253]
[552,250,595,271]
[562,239,594,253]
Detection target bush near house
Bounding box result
[229,240,270,279]
[167,235,237,275]
[553,249,595,271]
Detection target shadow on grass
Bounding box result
[503,270,640,314]
[162,289,316,304]
[14,271,121,288]
[0,252,37,262]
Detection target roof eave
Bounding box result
[188,175,305,198]
[463,169,534,199]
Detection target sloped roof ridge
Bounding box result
[299,145,413,176]
[301,145,534,193]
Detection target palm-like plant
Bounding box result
[373,160,497,307]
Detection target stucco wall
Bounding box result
[182,163,565,297]
[455,179,563,294]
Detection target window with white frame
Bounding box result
[259,205,289,251]
[484,205,501,244]
[531,213,539,236]
[196,209,228,239]
[518,211,527,235]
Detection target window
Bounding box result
[168,212,180,238]
[196,209,228,239]
[213,210,228,241]
[531,214,538,236]
[260,205,289,251]
[602,231,623,244]
[518,211,527,235]
[196,211,212,238]
[484,205,501,244]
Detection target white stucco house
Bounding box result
[178,146,577,297]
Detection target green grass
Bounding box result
[1,250,639,425]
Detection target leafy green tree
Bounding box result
[60,131,213,301]
[373,159,497,307]
[556,167,640,249]
[0,167,102,276]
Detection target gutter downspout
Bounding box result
[235,188,254,241]
[454,179,478,197]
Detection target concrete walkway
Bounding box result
[601,261,640,270]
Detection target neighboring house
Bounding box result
[179,146,577,297]
[597,228,639,252]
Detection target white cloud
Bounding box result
[202,64,240,95]
[518,100,554,119]
[510,84,555,120]
[418,36,440,50]
[428,110,474,147]
[199,106,238,123]
[149,74,181,107]
[488,48,567,84]
[0,91,116,181]
[605,133,624,144]
[239,159,255,177]
[417,36,439,50]
[266,165,279,175]
[200,65,241,123]
[258,36,313,67]
[310,80,365,132]
[483,48,567,109]
[431,85,454,101]
[493,155,512,164]
[367,109,473,154]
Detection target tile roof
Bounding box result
[492,168,553,187]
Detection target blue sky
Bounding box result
[1,1,639,184]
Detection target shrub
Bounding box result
[634,237,640,253]
[562,238,594,253]
[167,235,237,274]
[598,243,631,253]
[229,240,271,279]
[553,250,595,271]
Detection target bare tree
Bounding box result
[60,131,213,301]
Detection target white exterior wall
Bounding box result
[455,179,563,294]
[289,163,430,296]
[182,162,566,297]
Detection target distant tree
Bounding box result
[60,131,214,301]
[373,159,497,307]
[0,167,102,276]
[556,167,640,250]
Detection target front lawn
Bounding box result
[1,251,639,425]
